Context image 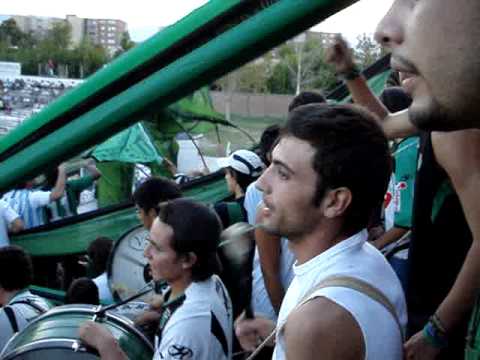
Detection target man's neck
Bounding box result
[290,223,351,265]
[234,187,245,199]
[169,276,192,299]
[0,289,22,306]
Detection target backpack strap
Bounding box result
[293,275,404,341]
[3,306,19,333]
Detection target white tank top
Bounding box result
[273,230,407,360]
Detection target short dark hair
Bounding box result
[288,91,326,113]
[226,167,257,193]
[284,103,391,234]
[0,246,33,291]
[157,199,222,282]
[133,177,181,213]
[258,125,281,166]
[87,237,113,276]
[65,277,100,305]
[380,87,412,113]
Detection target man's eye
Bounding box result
[277,168,289,180]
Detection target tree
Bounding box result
[120,31,135,52]
[71,40,108,78]
[113,31,136,58]
[265,35,337,95]
[354,33,384,69]
[0,19,25,47]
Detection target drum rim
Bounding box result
[1,338,98,360]
[107,224,149,301]
[3,304,154,354]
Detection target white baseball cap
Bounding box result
[217,150,265,177]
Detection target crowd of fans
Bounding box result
[2,1,480,359]
[0,77,80,136]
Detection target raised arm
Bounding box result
[9,218,24,234]
[326,36,416,139]
[85,159,102,180]
[405,130,480,358]
[49,163,67,201]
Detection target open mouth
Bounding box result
[391,57,420,96]
[261,199,273,217]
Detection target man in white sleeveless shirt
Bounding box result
[236,103,407,359]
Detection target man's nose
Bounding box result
[374,2,405,49]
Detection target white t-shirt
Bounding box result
[244,182,264,225]
[153,275,233,360]
[273,230,407,360]
[244,182,295,321]
[93,272,114,304]
[0,200,20,248]
[0,290,52,353]
[2,189,51,229]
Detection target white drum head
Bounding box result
[108,226,153,302]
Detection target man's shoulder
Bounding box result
[284,296,364,359]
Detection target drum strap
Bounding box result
[10,299,49,314]
[4,298,49,334]
[4,306,19,333]
[156,292,187,344]
[211,311,228,357]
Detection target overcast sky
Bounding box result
[2,0,394,45]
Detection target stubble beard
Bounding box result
[409,95,474,131]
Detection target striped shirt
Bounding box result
[2,189,51,229]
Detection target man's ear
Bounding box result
[147,208,157,221]
[322,187,352,219]
[182,252,197,270]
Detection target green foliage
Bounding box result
[113,31,136,59]
[215,34,338,95]
[0,19,27,46]
[354,33,384,70]
[0,19,111,78]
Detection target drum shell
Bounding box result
[1,304,153,360]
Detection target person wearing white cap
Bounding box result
[215,150,265,319]
[215,150,265,229]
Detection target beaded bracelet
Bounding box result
[422,317,449,349]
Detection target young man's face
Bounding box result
[144,218,184,283]
[376,0,480,131]
[136,207,155,230]
[256,136,322,241]
[224,168,236,194]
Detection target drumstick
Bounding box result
[94,281,154,319]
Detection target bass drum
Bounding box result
[110,301,151,322]
[107,225,153,302]
[0,304,154,360]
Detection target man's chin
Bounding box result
[260,220,283,237]
[409,100,463,132]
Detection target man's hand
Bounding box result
[404,331,441,360]
[234,312,275,352]
[368,225,385,243]
[79,321,116,352]
[325,35,356,74]
[79,321,128,360]
[134,294,164,327]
